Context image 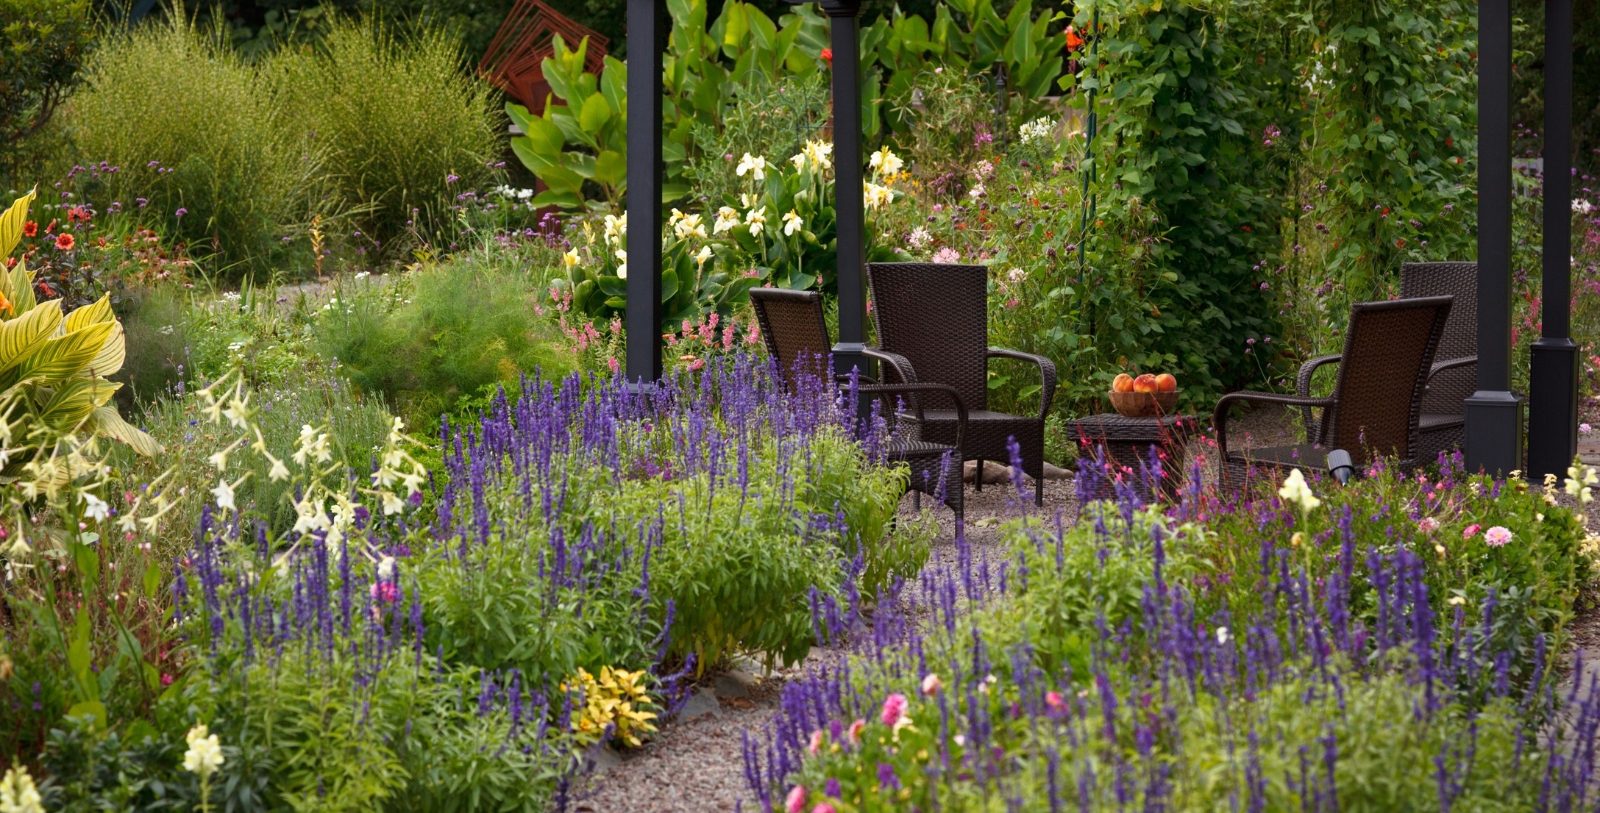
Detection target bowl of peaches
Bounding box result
[1108,372,1179,417]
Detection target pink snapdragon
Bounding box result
[785,785,807,813]
[1463,524,1482,539]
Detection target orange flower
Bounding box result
[1066,26,1085,49]
[820,48,833,64]
[22,221,36,237]
[55,233,75,251]
[44,219,56,234]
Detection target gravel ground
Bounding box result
[572,476,1078,813]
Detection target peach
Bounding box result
[1155,373,1177,392]
[1132,374,1157,393]
[1112,373,1135,393]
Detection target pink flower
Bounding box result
[847,718,865,745]
[1044,691,1066,713]
[808,729,824,755]
[931,247,961,264]
[880,693,908,726]
[607,357,620,374]
[1417,517,1439,534]
[785,785,807,813]
[1484,526,1513,547]
[811,804,836,813]
[920,673,942,696]
[1462,524,1481,539]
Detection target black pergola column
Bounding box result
[1528,0,1578,478]
[820,0,869,382]
[625,0,666,385]
[1465,0,1526,476]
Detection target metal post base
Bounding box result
[1463,390,1527,476]
[832,342,877,428]
[1528,337,1580,478]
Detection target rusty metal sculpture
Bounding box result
[479,0,608,115]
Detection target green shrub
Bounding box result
[312,261,578,424]
[272,18,500,257]
[0,0,94,180]
[63,15,320,277]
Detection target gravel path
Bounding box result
[572,477,1079,813]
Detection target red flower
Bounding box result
[66,206,89,223]
[21,221,35,237]
[1241,225,1253,232]
[820,48,833,64]
[1396,238,1407,248]
[1066,26,1085,49]
[54,233,75,251]
[44,219,56,234]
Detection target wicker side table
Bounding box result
[1063,413,1199,503]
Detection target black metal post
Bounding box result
[625,0,666,386]
[1528,0,1578,478]
[1464,0,1526,476]
[821,0,869,383]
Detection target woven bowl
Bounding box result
[1108,389,1179,418]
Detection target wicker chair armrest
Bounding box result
[1214,391,1337,461]
[987,347,1058,419]
[1295,354,1343,437]
[1429,355,1476,377]
[863,347,918,385]
[860,382,968,449]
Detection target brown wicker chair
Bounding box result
[1298,263,1477,462]
[749,287,966,521]
[1218,296,1455,489]
[864,262,1057,506]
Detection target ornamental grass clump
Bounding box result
[746,454,1599,811]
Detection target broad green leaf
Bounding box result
[67,701,106,730]
[594,150,627,186]
[747,6,777,52]
[9,262,34,315]
[722,1,748,52]
[579,92,613,135]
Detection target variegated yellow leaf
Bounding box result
[64,294,114,333]
[10,321,114,384]
[0,300,61,374]
[37,377,104,431]
[93,405,161,457]
[0,189,36,260]
[9,262,35,316]
[86,321,125,377]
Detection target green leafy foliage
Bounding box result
[0,0,93,177]
[311,261,579,424]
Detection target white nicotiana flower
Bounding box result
[353,270,370,281]
[382,490,405,516]
[782,210,803,236]
[1215,626,1230,645]
[212,478,237,512]
[0,763,43,813]
[378,556,396,581]
[83,492,110,522]
[1277,468,1322,513]
[736,153,768,180]
[1019,116,1055,146]
[183,724,225,778]
[614,249,628,279]
[869,146,903,177]
[746,207,768,237]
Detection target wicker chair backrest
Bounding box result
[749,288,832,392]
[1324,295,1453,465]
[865,262,988,412]
[1400,262,1477,416]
